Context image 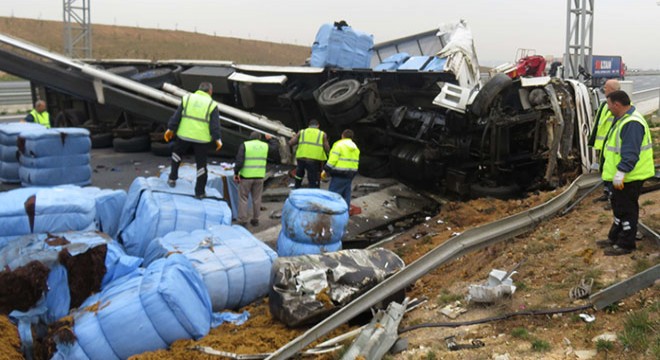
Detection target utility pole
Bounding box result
[564,0,594,80]
[63,0,92,58]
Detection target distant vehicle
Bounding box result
[0,21,595,198]
[591,55,625,86]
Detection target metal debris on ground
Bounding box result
[569,278,594,300]
[467,268,518,303]
[340,299,408,360]
[579,313,596,323]
[439,301,467,319]
[269,210,282,219]
[444,335,485,351]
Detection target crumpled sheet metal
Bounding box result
[269,248,405,327]
[467,269,517,303]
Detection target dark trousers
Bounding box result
[607,180,644,249]
[294,159,321,189]
[328,176,353,207]
[168,138,210,197]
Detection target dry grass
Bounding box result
[0,17,309,65]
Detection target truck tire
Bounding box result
[325,102,366,126]
[107,66,139,78]
[150,141,172,157]
[317,79,361,114]
[470,182,520,199]
[91,133,113,149]
[130,68,176,89]
[470,74,513,117]
[113,135,150,153]
[358,154,391,179]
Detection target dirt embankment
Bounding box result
[0,17,309,65]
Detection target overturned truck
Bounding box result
[0,21,595,197]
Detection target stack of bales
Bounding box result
[277,189,349,256]
[0,122,44,183]
[17,127,92,186]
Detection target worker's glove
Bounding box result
[613,170,625,190]
[215,140,223,152]
[320,170,328,181]
[233,174,240,184]
[163,129,174,142]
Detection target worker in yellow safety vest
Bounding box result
[288,119,329,188]
[233,131,279,227]
[324,129,360,207]
[588,79,620,203]
[23,100,50,128]
[164,82,223,198]
[597,90,655,256]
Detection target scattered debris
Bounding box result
[439,301,467,319]
[591,332,617,343]
[579,313,596,323]
[444,335,485,351]
[574,349,597,359]
[467,268,517,303]
[569,278,594,300]
[269,210,282,219]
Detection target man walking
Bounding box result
[233,131,278,227]
[164,82,222,199]
[23,100,50,128]
[289,119,329,188]
[589,79,620,202]
[598,90,655,256]
[324,129,360,207]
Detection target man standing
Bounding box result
[324,129,360,207]
[289,119,329,188]
[589,79,620,202]
[233,131,279,227]
[598,90,655,256]
[164,82,222,199]
[24,100,50,128]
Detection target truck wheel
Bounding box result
[317,79,361,114]
[130,68,176,89]
[150,141,172,157]
[91,133,113,149]
[113,135,150,153]
[470,182,520,199]
[325,102,366,126]
[470,74,513,117]
[107,66,139,78]
[358,154,391,179]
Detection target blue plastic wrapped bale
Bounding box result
[51,254,212,360]
[0,122,44,161]
[310,22,374,69]
[19,153,90,168]
[76,187,127,239]
[17,127,91,157]
[374,52,411,71]
[281,188,348,245]
[160,163,243,219]
[0,187,96,247]
[0,161,20,184]
[276,231,342,257]
[1,231,141,324]
[144,225,277,311]
[269,248,405,327]
[398,56,433,71]
[423,56,447,72]
[19,164,92,186]
[117,177,232,257]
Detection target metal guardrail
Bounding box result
[266,173,602,359]
[0,81,31,106]
[632,87,660,117]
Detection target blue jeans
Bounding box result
[329,176,353,207]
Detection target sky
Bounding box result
[1,0,659,69]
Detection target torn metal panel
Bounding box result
[269,249,405,327]
[340,299,408,360]
[467,269,517,303]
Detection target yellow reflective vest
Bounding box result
[592,102,614,151]
[239,139,268,178]
[295,127,327,161]
[176,90,217,143]
[326,138,360,174]
[29,109,50,128]
[602,110,655,182]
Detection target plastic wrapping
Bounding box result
[310,23,374,69]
